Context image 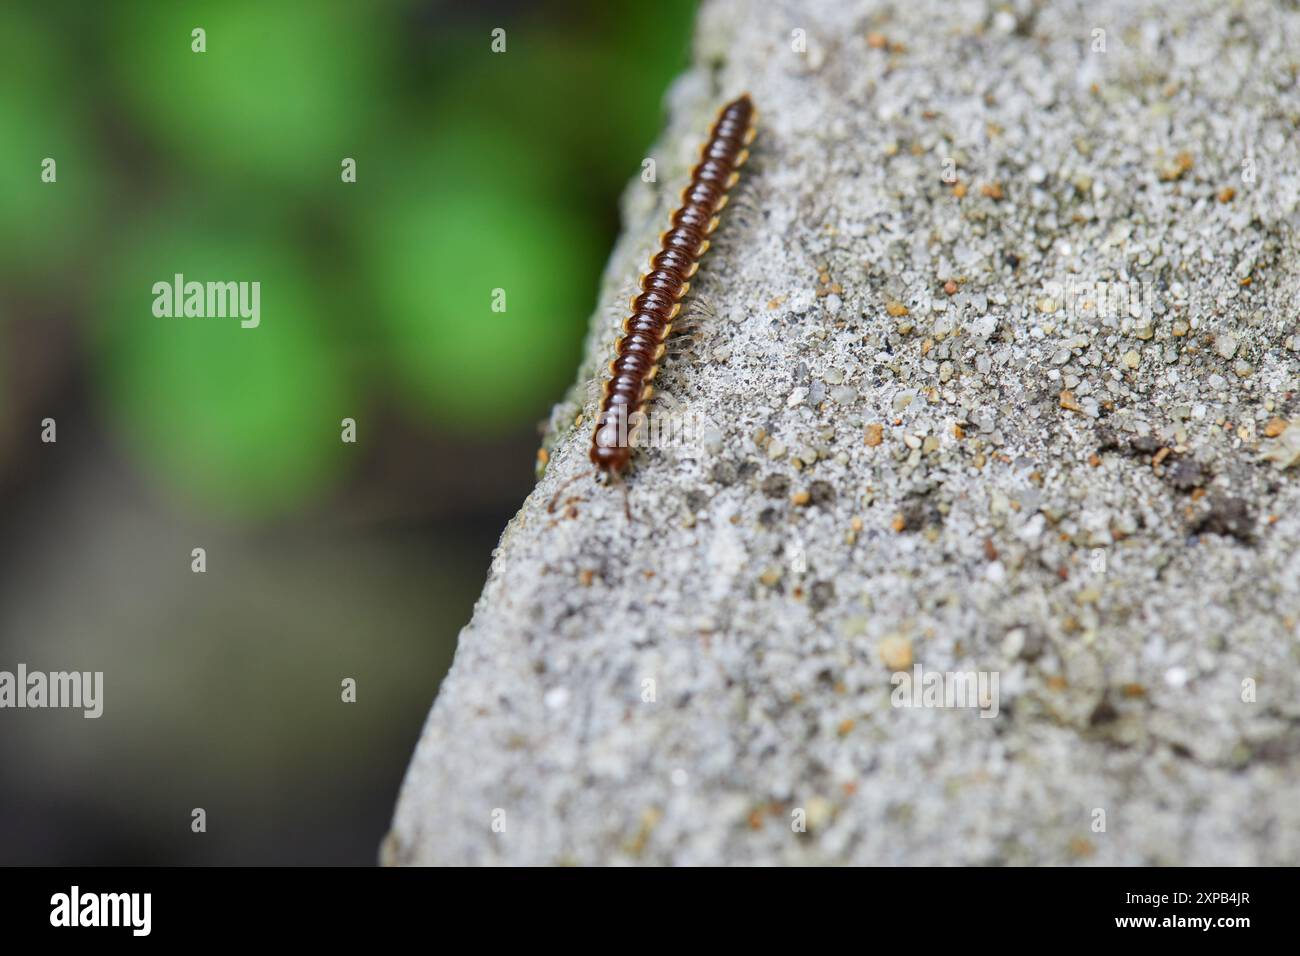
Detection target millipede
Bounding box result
[548,93,757,516]
[591,93,756,475]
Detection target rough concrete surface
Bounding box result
[387,0,1300,865]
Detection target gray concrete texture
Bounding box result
[387,0,1300,864]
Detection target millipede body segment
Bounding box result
[590,93,756,475]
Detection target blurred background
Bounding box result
[0,0,695,864]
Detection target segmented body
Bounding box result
[590,94,756,474]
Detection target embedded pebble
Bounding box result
[877,636,914,670]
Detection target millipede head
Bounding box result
[591,442,631,474]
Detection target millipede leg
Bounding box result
[615,474,634,523]
[547,468,595,513]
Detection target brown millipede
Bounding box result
[591,93,756,475]
[548,94,756,516]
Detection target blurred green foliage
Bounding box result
[111,2,386,188]
[2,0,697,517]
[99,218,355,519]
[358,130,599,427]
[0,6,104,278]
